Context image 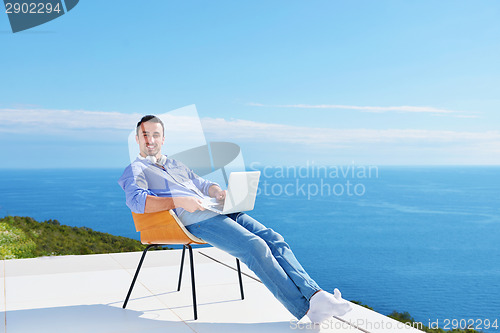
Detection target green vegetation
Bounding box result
[351,301,483,333]
[350,300,374,310]
[388,310,483,333]
[0,216,147,259]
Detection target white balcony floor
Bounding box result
[1,247,423,333]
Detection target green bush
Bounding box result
[0,220,37,259]
[0,216,150,259]
[388,310,483,333]
[350,300,374,310]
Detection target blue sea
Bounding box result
[1,166,499,331]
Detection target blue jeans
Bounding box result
[182,211,321,319]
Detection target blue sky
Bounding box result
[1,0,499,168]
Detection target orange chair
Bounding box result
[122,209,245,320]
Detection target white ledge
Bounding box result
[1,248,424,333]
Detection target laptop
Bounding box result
[201,171,260,214]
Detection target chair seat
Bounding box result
[131,210,206,244]
[140,226,204,244]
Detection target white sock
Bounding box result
[306,289,352,324]
[334,288,342,300]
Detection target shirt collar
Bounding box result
[137,154,167,165]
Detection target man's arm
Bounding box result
[144,195,206,213]
[119,164,205,214]
[144,196,174,213]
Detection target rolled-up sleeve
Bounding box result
[118,164,157,214]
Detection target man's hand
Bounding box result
[173,197,206,213]
[209,185,226,202]
[215,189,226,202]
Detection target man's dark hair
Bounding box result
[136,115,165,136]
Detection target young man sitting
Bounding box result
[118,115,352,323]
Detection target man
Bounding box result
[118,115,352,323]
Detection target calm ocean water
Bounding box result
[1,166,499,331]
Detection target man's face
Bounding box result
[136,121,165,158]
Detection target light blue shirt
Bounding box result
[118,155,219,216]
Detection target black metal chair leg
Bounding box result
[236,258,244,300]
[177,245,186,291]
[123,244,156,309]
[124,243,244,321]
[187,244,198,320]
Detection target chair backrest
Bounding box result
[131,210,206,245]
